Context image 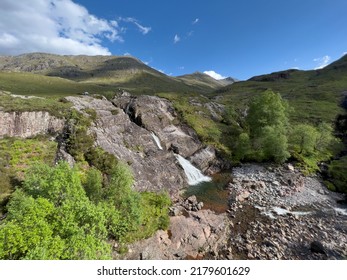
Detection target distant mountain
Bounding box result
[0,53,233,94]
[220,77,239,85]
[177,72,236,90]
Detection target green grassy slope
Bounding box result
[214,55,347,124]
[0,72,107,96]
[0,53,225,95]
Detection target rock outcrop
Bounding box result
[118,209,229,260]
[113,95,201,157]
[0,111,64,138]
[65,94,217,197]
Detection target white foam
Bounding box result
[175,154,212,185]
[151,132,163,150]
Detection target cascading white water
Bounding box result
[175,154,212,185]
[151,132,163,150]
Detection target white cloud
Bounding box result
[204,70,226,80]
[192,18,199,25]
[119,17,151,35]
[313,55,331,70]
[0,0,122,55]
[133,22,151,35]
[343,52,347,56]
[174,34,180,44]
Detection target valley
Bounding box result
[0,53,346,260]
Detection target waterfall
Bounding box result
[151,132,163,150]
[175,154,211,185]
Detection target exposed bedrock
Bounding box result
[66,94,219,197]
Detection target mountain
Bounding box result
[220,77,238,85]
[0,53,230,95]
[214,54,347,124]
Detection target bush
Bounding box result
[328,156,347,193]
[0,162,111,259]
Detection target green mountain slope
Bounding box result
[0,53,226,95]
[214,55,347,124]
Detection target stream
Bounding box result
[184,172,231,214]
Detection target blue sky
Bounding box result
[0,0,346,80]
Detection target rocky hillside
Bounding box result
[64,93,222,197]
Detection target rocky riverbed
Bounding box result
[226,163,347,260]
[119,163,347,260]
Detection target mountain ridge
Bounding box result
[0,53,234,94]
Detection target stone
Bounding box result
[236,191,250,202]
[310,241,326,255]
[197,202,204,210]
[187,195,198,205]
[286,163,295,172]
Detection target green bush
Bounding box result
[328,156,347,193]
[0,162,111,260]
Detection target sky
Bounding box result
[0,0,346,80]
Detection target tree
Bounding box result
[0,190,64,259]
[243,90,291,163]
[290,124,318,155]
[247,90,289,136]
[105,163,141,238]
[234,132,252,160]
[260,126,290,163]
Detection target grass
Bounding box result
[0,72,108,96]
[0,137,57,214]
[0,91,72,118]
[214,68,347,125]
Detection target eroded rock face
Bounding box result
[113,95,201,157]
[65,95,217,197]
[0,111,64,138]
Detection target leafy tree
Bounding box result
[0,159,172,259]
[240,90,290,163]
[247,90,289,136]
[106,163,141,237]
[315,122,336,153]
[290,124,318,155]
[22,162,85,206]
[259,126,290,163]
[234,132,252,160]
[0,190,64,259]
